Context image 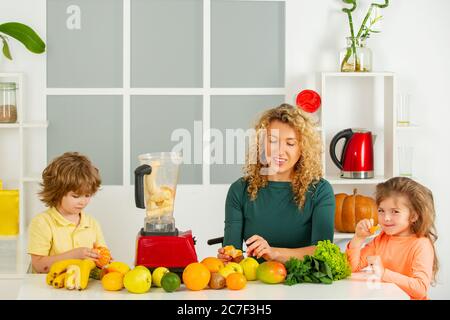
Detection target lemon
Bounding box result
[152,267,169,287]
[161,272,181,292]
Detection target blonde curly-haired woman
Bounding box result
[218,104,335,264]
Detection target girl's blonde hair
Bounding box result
[39,152,101,207]
[376,177,439,282]
[244,103,323,208]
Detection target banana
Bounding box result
[79,259,96,290]
[46,272,56,286]
[64,264,81,290]
[52,272,67,288]
[48,259,82,278]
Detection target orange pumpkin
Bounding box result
[334,188,378,233]
[93,246,112,268]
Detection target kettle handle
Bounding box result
[134,164,152,209]
[329,128,354,170]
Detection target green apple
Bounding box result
[239,257,259,281]
[123,267,152,293]
[218,262,243,278]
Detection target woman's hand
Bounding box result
[217,247,232,262]
[355,218,375,240]
[71,247,99,260]
[245,235,278,260]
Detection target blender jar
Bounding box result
[135,152,182,233]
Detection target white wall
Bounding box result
[1,0,449,299]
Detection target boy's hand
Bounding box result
[355,218,375,240]
[72,247,99,260]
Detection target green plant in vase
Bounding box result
[340,0,389,72]
[0,22,46,60]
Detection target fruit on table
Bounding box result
[106,261,130,275]
[335,189,378,233]
[101,271,124,291]
[89,267,106,280]
[161,272,181,292]
[124,267,152,293]
[226,272,247,290]
[201,257,225,273]
[182,262,211,291]
[209,272,226,289]
[52,272,67,289]
[93,246,112,268]
[256,261,287,284]
[152,266,170,287]
[46,259,82,285]
[79,259,96,289]
[239,257,259,281]
[218,262,243,279]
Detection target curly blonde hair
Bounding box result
[39,152,101,207]
[244,103,323,208]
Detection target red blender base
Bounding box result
[135,229,198,272]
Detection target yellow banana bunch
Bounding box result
[46,259,82,286]
[46,259,95,290]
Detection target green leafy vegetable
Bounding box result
[284,255,333,286]
[313,240,351,281]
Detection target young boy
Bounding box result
[28,152,107,273]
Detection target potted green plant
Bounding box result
[340,0,389,72]
[0,22,45,60]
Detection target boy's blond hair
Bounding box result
[39,152,101,207]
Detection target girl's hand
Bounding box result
[367,255,385,278]
[355,218,375,240]
[217,247,232,262]
[72,247,99,260]
[245,235,277,260]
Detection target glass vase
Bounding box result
[339,37,372,72]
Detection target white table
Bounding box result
[16,271,408,300]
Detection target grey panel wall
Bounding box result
[131,0,203,88]
[130,96,203,184]
[47,96,123,185]
[210,95,285,184]
[47,0,123,88]
[211,0,285,88]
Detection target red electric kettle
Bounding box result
[329,128,375,179]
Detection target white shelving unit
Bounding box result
[0,73,47,275]
[319,71,397,240]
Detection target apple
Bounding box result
[218,262,243,278]
[239,257,259,281]
[256,261,286,284]
[123,267,152,293]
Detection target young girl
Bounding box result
[28,152,107,273]
[346,177,438,300]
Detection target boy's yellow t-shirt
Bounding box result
[28,207,107,257]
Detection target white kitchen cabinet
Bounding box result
[0,73,47,275]
[318,72,401,241]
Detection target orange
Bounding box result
[201,257,225,273]
[101,271,123,291]
[226,272,247,290]
[182,262,211,291]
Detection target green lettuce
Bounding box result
[313,240,351,280]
